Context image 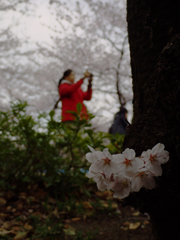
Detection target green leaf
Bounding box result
[67,110,78,117]
[85,129,93,136]
[76,103,82,114]
[49,110,55,119]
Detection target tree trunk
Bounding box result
[125,1,180,239]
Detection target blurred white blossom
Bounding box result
[142,143,169,176]
[110,175,131,199]
[131,167,156,192]
[87,170,109,191]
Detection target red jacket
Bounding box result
[59,79,92,121]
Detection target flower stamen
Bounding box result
[102,157,111,165]
[110,173,115,182]
[136,171,146,178]
[123,158,132,167]
[149,154,157,163]
[98,172,106,179]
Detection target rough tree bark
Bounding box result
[124,1,180,240]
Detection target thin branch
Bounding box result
[116,35,128,106]
[97,33,123,53]
[93,88,117,94]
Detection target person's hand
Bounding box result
[88,74,93,89]
[84,70,91,78]
[88,74,93,84]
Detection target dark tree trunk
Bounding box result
[125,1,180,239]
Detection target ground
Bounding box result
[0,185,154,240]
[65,209,154,240]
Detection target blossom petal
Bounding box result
[125,169,137,178]
[152,143,164,155]
[113,153,125,164]
[143,175,156,190]
[86,171,94,178]
[146,161,162,176]
[113,186,131,199]
[134,157,145,168]
[122,148,135,160]
[110,176,130,191]
[85,152,94,163]
[87,145,95,152]
[97,181,107,191]
[103,148,113,161]
[141,150,151,162]
[156,150,169,164]
[88,163,99,175]
[131,177,143,192]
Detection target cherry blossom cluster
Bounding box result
[85,143,169,199]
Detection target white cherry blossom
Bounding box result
[110,175,131,199]
[85,144,169,199]
[142,143,169,176]
[85,145,105,163]
[131,167,156,192]
[89,171,108,191]
[114,149,143,178]
[86,147,119,177]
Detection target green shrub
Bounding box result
[0,101,124,196]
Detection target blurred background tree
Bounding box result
[0,0,132,131]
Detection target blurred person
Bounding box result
[109,107,129,135]
[57,69,93,122]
